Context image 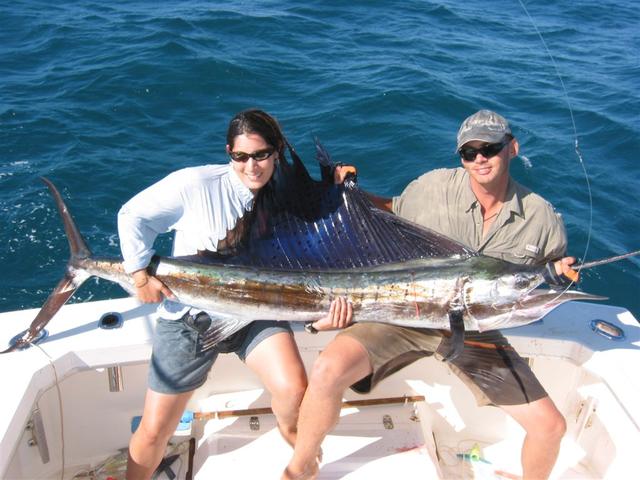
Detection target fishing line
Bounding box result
[33,342,66,480]
[517,0,593,301]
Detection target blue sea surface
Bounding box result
[1,0,639,319]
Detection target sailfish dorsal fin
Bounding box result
[221,139,476,270]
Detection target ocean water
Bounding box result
[1,0,639,320]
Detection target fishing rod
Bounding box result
[579,250,640,270]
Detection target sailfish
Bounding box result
[4,140,636,358]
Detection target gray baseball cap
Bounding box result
[456,110,512,151]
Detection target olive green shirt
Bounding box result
[392,167,567,265]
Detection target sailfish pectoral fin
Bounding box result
[442,309,465,362]
[198,316,255,353]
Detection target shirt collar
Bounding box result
[503,177,524,218]
[461,170,478,213]
[461,169,524,218]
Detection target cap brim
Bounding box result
[455,132,508,152]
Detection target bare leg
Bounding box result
[282,335,373,480]
[245,331,308,447]
[501,396,566,480]
[126,389,193,480]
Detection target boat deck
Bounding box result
[194,401,436,479]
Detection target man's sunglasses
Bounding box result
[229,148,275,163]
[459,138,510,162]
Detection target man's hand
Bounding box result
[554,256,579,283]
[334,165,357,184]
[132,269,175,303]
[310,297,353,332]
[544,256,579,287]
[333,164,393,211]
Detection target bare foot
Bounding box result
[281,462,319,480]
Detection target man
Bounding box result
[283,110,577,480]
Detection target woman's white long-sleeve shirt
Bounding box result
[117,163,254,318]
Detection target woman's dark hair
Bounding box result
[226,109,287,158]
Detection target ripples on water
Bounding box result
[1,0,638,317]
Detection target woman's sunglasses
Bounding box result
[459,138,510,162]
[229,148,275,163]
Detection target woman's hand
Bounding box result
[310,297,353,331]
[132,269,175,303]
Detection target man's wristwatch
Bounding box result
[543,261,573,288]
[304,321,319,334]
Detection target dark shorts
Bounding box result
[338,322,547,407]
[148,312,293,394]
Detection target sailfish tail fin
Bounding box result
[41,177,91,259]
[2,178,93,354]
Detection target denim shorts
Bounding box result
[148,312,293,394]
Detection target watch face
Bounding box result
[305,322,318,334]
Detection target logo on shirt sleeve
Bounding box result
[525,244,540,255]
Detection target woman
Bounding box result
[118,109,352,479]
